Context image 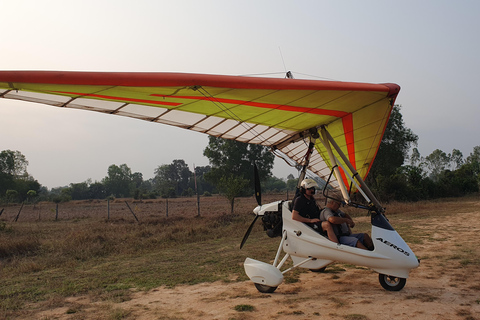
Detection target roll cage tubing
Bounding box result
[295,126,384,215]
[294,128,318,193]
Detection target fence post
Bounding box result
[196,193,200,217]
[13,202,24,222]
[124,201,139,222]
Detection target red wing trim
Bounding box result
[151,94,349,117]
[342,114,356,169]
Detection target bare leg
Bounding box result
[355,240,367,250]
[321,221,339,243]
[363,233,374,250]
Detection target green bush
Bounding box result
[234,304,255,312]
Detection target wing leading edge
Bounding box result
[0,71,400,189]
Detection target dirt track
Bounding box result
[34,205,480,320]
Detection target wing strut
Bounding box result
[320,126,384,213]
[293,131,317,200]
[295,125,324,188]
[296,139,316,189]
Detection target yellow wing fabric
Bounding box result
[0,71,399,189]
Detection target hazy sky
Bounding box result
[0,0,478,189]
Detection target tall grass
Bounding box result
[0,195,284,317]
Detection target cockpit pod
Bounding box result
[243,199,419,293]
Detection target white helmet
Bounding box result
[301,178,318,190]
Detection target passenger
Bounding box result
[291,179,339,243]
[320,198,374,250]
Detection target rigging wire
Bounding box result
[239,71,334,81]
[239,72,287,77]
[289,72,338,81]
[279,47,288,74]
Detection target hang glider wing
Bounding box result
[0,71,399,189]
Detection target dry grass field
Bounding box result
[1,194,479,320]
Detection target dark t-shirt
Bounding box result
[292,194,321,220]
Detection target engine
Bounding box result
[261,210,283,238]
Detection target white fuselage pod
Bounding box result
[281,200,419,278]
[244,200,419,286]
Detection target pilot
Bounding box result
[291,179,339,243]
[320,198,374,250]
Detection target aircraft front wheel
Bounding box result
[378,274,406,291]
[254,283,277,293]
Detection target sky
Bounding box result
[0,0,479,189]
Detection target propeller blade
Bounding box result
[240,214,259,249]
[254,163,261,206]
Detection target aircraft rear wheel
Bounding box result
[378,274,406,291]
[254,283,277,293]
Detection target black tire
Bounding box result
[309,267,327,273]
[254,283,277,293]
[378,274,406,291]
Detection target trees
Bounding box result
[420,148,478,197]
[192,165,215,196]
[435,165,479,197]
[0,150,28,178]
[153,161,216,198]
[203,136,274,212]
[154,159,192,198]
[88,182,107,199]
[0,150,40,202]
[204,137,274,190]
[450,149,464,170]
[372,145,480,201]
[102,164,138,198]
[14,177,41,202]
[263,176,287,192]
[368,105,418,182]
[366,106,418,199]
[286,174,297,192]
[0,150,28,196]
[466,146,480,178]
[69,181,90,200]
[424,149,450,181]
[217,174,249,214]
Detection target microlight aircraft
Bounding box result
[0,70,419,292]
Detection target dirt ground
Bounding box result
[31,201,480,320]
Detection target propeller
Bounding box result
[240,214,260,249]
[240,163,262,249]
